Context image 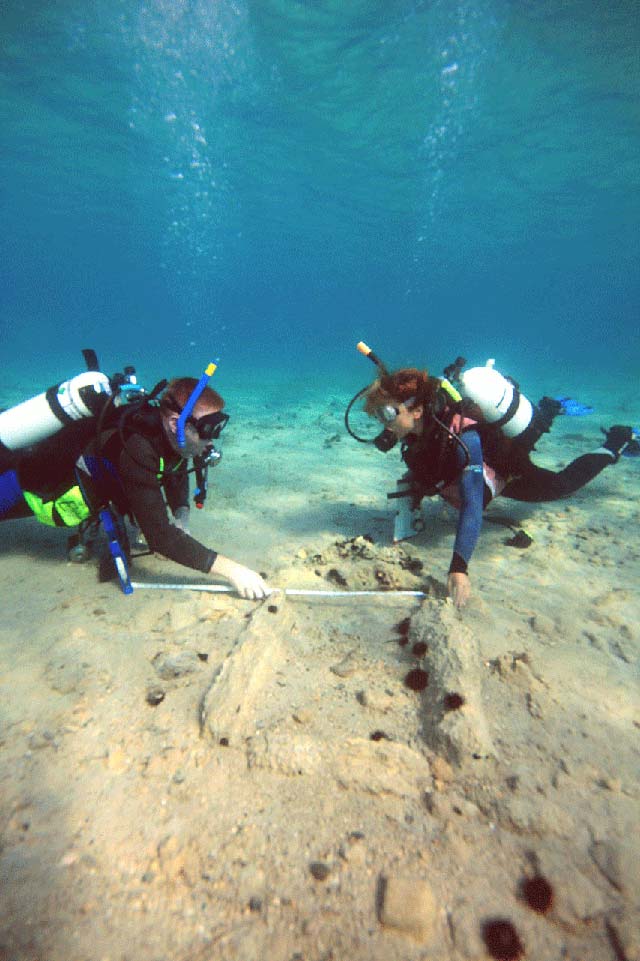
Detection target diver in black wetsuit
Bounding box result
[362,366,635,609]
[0,377,269,599]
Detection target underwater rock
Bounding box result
[201,603,292,746]
[330,651,359,677]
[152,650,202,679]
[301,535,428,593]
[246,731,324,777]
[326,567,348,587]
[379,874,438,941]
[145,687,165,706]
[246,732,431,799]
[606,910,640,961]
[331,737,431,797]
[590,837,640,894]
[309,861,331,881]
[409,600,496,765]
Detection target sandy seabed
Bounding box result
[0,375,638,961]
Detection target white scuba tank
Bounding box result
[458,359,533,439]
[0,370,112,451]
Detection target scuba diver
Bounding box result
[345,343,637,609]
[0,354,269,600]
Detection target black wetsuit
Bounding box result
[80,409,217,573]
[501,449,615,502]
[1,410,217,574]
[402,418,616,574]
[0,420,97,520]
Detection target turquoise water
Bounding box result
[1,0,638,395]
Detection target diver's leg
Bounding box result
[502,452,615,503]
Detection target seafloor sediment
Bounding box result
[0,380,638,961]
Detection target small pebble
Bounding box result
[370,730,390,741]
[331,652,358,678]
[146,688,165,706]
[379,875,437,941]
[309,861,330,881]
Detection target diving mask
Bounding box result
[372,397,416,452]
[374,404,402,425]
[373,396,416,426]
[188,410,229,441]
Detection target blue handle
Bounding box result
[100,507,133,595]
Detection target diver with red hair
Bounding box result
[0,364,270,600]
[350,345,636,608]
[80,375,269,598]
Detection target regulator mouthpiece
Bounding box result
[373,429,398,453]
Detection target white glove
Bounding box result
[211,555,271,600]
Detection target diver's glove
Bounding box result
[601,425,635,462]
[211,554,270,600]
[173,505,190,534]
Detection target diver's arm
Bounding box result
[119,436,216,573]
[448,430,485,607]
[120,437,269,597]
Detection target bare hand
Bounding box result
[448,572,471,609]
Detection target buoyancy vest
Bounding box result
[402,404,513,505]
[77,407,187,522]
[1,419,101,526]
[23,485,91,527]
[438,412,508,508]
[4,407,160,527]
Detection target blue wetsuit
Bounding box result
[450,429,484,575]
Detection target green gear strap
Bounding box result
[157,457,184,480]
[23,485,91,528]
[440,378,463,403]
